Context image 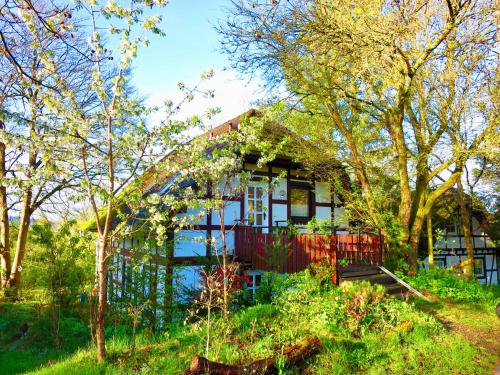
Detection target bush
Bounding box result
[253,272,289,305]
[400,268,499,305]
[262,270,432,340]
[333,281,427,337]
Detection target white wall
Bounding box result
[485,254,498,285]
[422,253,498,286]
[215,176,241,195]
[112,253,122,298]
[272,178,287,200]
[435,234,495,250]
[272,203,287,226]
[435,236,461,249]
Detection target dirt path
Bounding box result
[421,300,500,355]
[438,315,500,354]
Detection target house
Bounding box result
[104,110,499,329]
[422,191,499,285]
[105,110,385,323]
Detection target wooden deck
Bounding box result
[234,226,384,284]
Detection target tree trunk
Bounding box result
[96,237,108,362]
[94,110,115,363]
[457,179,474,278]
[0,118,10,287]
[427,214,434,270]
[184,336,322,375]
[407,176,428,269]
[408,206,425,271]
[218,204,229,316]
[8,190,32,291]
[7,94,38,293]
[392,116,412,244]
[407,166,464,272]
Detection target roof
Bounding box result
[80,108,345,231]
[141,109,262,195]
[200,108,260,139]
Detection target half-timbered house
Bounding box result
[422,195,498,285]
[106,110,385,322]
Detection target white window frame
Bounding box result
[244,270,263,296]
[245,182,268,229]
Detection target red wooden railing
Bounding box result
[234,226,384,284]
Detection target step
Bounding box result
[340,273,394,285]
[385,283,406,295]
[339,268,380,278]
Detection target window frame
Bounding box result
[244,271,263,296]
[289,183,312,224]
[434,258,446,269]
[473,257,485,278]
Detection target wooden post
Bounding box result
[357,228,361,264]
[334,236,338,284]
[378,228,383,265]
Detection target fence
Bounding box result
[234,226,384,283]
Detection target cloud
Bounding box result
[145,69,264,130]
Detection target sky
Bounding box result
[128,0,263,128]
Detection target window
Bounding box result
[315,181,331,203]
[473,258,485,278]
[291,186,310,219]
[247,184,267,227]
[444,220,460,235]
[434,259,446,269]
[244,271,263,296]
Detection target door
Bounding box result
[245,182,269,233]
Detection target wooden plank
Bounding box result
[301,235,304,271]
[307,235,312,270]
[233,227,384,275]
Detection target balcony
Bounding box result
[234,226,384,284]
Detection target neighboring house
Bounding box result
[106,110,384,323]
[422,192,499,285]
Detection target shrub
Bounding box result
[334,281,423,337]
[260,270,425,340]
[400,269,499,305]
[253,272,289,305]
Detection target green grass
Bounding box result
[1,270,499,374]
[0,301,92,375]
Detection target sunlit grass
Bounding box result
[2,270,499,375]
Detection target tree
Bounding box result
[63,0,225,362]
[0,0,93,291]
[179,126,253,316]
[456,178,474,277]
[58,0,173,361]
[218,0,498,270]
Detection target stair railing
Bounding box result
[378,266,430,301]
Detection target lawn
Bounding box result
[1,270,498,374]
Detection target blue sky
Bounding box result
[129,0,261,125]
[132,0,227,94]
